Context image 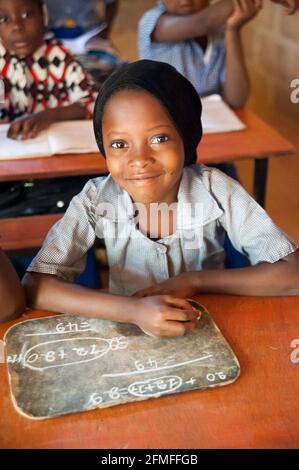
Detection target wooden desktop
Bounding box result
[0,294,298,448]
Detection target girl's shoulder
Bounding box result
[79,174,125,205]
[185,164,231,184]
[139,1,166,26]
[184,164,244,198]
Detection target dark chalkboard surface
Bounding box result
[5,301,240,419]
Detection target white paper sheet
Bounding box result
[0,121,98,160]
[201,95,246,134]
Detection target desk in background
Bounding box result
[0,294,298,448]
[0,108,295,251]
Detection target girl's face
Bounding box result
[0,0,44,57]
[102,89,185,205]
[163,0,209,15]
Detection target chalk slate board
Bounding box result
[5,301,240,419]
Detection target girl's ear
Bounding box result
[42,2,49,27]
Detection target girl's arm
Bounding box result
[223,0,262,108]
[153,0,233,42]
[22,272,198,337]
[0,250,26,322]
[270,0,299,14]
[195,251,299,295]
[7,104,87,140]
[134,251,299,298]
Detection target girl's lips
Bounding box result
[127,174,162,180]
[13,41,29,49]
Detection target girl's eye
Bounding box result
[111,141,127,149]
[152,135,169,144]
[0,16,8,24]
[21,10,33,19]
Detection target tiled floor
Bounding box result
[111,0,299,242]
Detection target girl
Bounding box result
[0,248,25,322]
[23,60,299,337]
[0,0,97,140]
[138,0,262,108]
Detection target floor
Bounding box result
[110,0,299,243]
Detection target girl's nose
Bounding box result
[11,17,24,32]
[128,145,154,167]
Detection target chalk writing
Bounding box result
[134,358,158,372]
[128,375,182,397]
[103,354,214,378]
[7,335,129,371]
[24,320,93,336]
[206,371,227,382]
[5,308,240,418]
[85,374,193,407]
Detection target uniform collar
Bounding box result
[96,165,223,227]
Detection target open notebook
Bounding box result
[201,94,245,133]
[0,120,99,160]
[0,95,245,160]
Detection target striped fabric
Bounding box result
[27,165,298,296]
[138,2,226,97]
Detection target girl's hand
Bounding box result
[133,272,198,300]
[8,110,54,140]
[270,0,299,14]
[133,295,199,337]
[226,0,263,31]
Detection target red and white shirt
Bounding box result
[0,38,98,121]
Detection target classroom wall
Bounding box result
[243,2,299,120]
[111,0,156,61]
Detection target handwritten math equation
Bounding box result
[85,368,228,407]
[7,335,128,371]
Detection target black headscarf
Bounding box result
[93,59,202,166]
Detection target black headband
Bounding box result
[93,60,202,166]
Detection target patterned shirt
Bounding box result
[138,2,226,97]
[0,39,98,121]
[27,165,298,296]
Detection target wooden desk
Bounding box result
[0,295,298,449]
[0,109,295,251]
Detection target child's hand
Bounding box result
[133,272,198,300]
[226,0,263,31]
[7,110,54,140]
[270,0,299,14]
[133,295,198,337]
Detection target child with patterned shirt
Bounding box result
[0,0,97,140]
[139,0,262,108]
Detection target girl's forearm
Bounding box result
[154,0,233,42]
[192,257,299,296]
[43,103,87,122]
[22,273,138,323]
[223,28,250,108]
